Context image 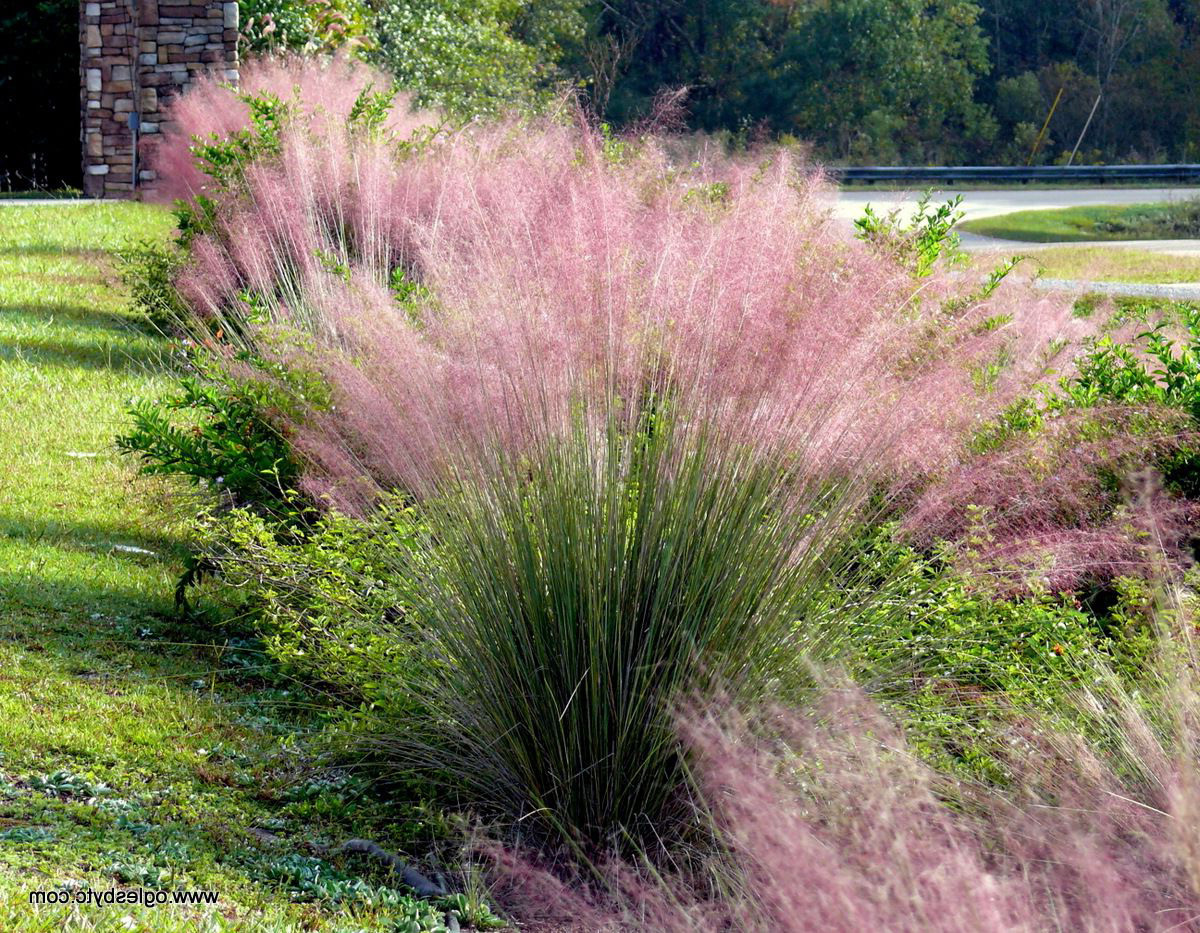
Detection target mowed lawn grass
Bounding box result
[0,205,422,932]
[961,201,1199,242]
[970,246,1200,284]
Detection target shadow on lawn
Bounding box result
[0,510,185,561]
[0,327,164,373]
[0,300,161,335]
[0,245,111,260]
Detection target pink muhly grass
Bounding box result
[905,406,1199,591]
[490,660,1200,932]
[147,54,434,205]
[157,58,1100,511]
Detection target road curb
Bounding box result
[1035,279,1200,301]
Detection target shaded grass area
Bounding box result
[962,200,1200,242]
[0,205,454,932]
[0,191,84,201]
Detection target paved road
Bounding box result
[8,190,1200,259]
[6,194,1196,297]
[832,186,1200,257]
[832,186,1200,223]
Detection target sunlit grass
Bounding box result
[0,205,452,932]
[1033,246,1200,284]
[971,246,1200,285]
[962,200,1200,242]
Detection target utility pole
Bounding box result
[1027,87,1064,166]
[1066,92,1103,167]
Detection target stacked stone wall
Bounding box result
[80,0,238,197]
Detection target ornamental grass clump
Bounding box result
[148,57,1112,853]
[385,413,902,853]
[494,649,1200,931]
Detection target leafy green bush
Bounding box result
[117,240,186,330]
[844,528,1157,782]
[1054,304,1200,418]
[971,300,1200,492]
[238,0,373,55]
[201,501,424,706]
[854,191,966,278]
[189,91,291,193]
[116,349,318,520]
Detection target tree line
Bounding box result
[346,0,1200,164]
[565,0,1200,164]
[3,0,1199,190]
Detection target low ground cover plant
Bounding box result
[116,55,1200,927]
[962,198,1200,243]
[1093,197,1200,239]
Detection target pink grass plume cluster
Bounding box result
[153,57,1105,519]
[493,676,1200,932]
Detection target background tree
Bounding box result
[369,0,587,115]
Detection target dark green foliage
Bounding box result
[117,241,187,330]
[0,0,79,190]
[588,0,995,162]
[370,0,587,116]
[116,353,312,519]
[16,0,1200,179]
[574,0,1200,162]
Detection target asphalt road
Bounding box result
[832,186,1200,258]
[5,191,1197,297]
[7,188,1200,256]
[832,186,1200,223]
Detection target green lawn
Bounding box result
[962,201,1200,242]
[0,205,458,932]
[1004,246,1200,284]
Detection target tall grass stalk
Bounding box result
[380,407,908,853]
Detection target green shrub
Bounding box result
[1093,197,1200,239]
[189,91,292,192]
[854,191,966,278]
[201,501,425,706]
[844,528,1159,781]
[116,240,187,330]
[968,301,1200,488]
[116,349,320,521]
[1052,304,1200,419]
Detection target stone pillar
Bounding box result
[80,1,238,198]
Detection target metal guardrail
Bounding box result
[830,164,1200,184]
